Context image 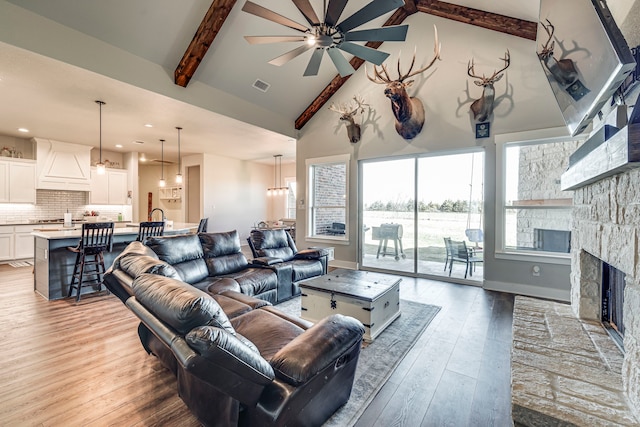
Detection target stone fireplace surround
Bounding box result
[571,168,640,416]
[511,169,640,425]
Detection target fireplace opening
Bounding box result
[601,262,625,350]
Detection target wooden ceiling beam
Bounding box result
[295,0,537,130]
[174,0,237,88]
[416,0,537,41]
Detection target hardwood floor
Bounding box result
[0,264,514,426]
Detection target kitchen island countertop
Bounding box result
[32,223,199,240]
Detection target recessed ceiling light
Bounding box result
[115,144,123,148]
[144,123,153,128]
[18,128,29,133]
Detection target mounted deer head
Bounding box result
[537,19,579,87]
[329,95,368,143]
[366,25,441,140]
[467,50,510,123]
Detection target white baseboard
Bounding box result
[484,280,570,302]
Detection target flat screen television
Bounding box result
[537,0,636,136]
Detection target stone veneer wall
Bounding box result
[570,167,640,415]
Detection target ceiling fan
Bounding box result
[242,0,409,77]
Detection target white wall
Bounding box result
[182,153,272,242]
[296,13,573,298]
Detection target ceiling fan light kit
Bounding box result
[242,0,409,77]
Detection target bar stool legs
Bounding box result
[68,249,107,302]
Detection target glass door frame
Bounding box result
[357,147,485,284]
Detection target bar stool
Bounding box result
[197,218,208,233]
[67,222,114,302]
[137,221,165,242]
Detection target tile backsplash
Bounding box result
[0,190,128,222]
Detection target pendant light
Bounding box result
[267,154,287,196]
[95,100,106,175]
[159,139,166,188]
[175,127,183,184]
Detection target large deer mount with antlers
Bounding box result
[467,50,511,123]
[329,95,369,143]
[537,19,589,101]
[366,25,441,140]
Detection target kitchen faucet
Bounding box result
[149,208,165,222]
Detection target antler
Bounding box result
[539,19,555,55]
[400,25,441,81]
[366,25,441,84]
[329,95,368,119]
[467,50,510,84]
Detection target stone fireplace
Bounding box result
[570,167,640,416]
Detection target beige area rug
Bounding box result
[275,297,441,427]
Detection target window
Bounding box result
[497,136,582,259]
[306,154,349,241]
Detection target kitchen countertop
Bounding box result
[32,222,199,240]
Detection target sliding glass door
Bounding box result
[360,150,484,283]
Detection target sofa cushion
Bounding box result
[286,259,325,282]
[249,229,295,261]
[145,234,209,284]
[227,268,278,298]
[231,309,305,361]
[186,326,274,381]
[199,231,250,276]
[111,241,159,270]
[132,273,235,336]
[119,254,181,280]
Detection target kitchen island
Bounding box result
[33,223,198,300]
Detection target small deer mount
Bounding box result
[366,25,441,140]
[467,50,511,123]
[537,19,589,101]
[329,95,369,143]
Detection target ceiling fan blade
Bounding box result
[327,47,355,77]
[242,1,309,33]
[268,44,314,66]
[344,25,408,42]
[338,42,390,65]
[304,48,324,76]
[324,0,349,27]
[292,0,320,25]
[245,36,307,44]
[337,0,405,33]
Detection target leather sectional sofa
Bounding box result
[103,230,363,426]
[104,230,326,304]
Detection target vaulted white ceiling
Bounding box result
[0,0,546,163]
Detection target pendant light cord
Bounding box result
[95,100,105,164]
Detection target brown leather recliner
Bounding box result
[127,273,364,427]
[247,229,328,301]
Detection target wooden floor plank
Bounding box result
[0,264,515,426]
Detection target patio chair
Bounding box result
[448,239,483,279]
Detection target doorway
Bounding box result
[360,150,484,283]
[186,165,201,224]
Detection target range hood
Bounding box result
[33,138,91,191]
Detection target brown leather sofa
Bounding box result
[113,262,365,426]
[105,231,289,304]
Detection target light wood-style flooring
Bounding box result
[0,264,514,426]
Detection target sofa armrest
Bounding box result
[269,314,364,386]
[294,248,327,259]
[250,256,284,266]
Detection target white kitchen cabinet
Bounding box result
[15,225,36,259]
[0,159,36,203]
[89,168,127,205]
[0,226,15,261]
